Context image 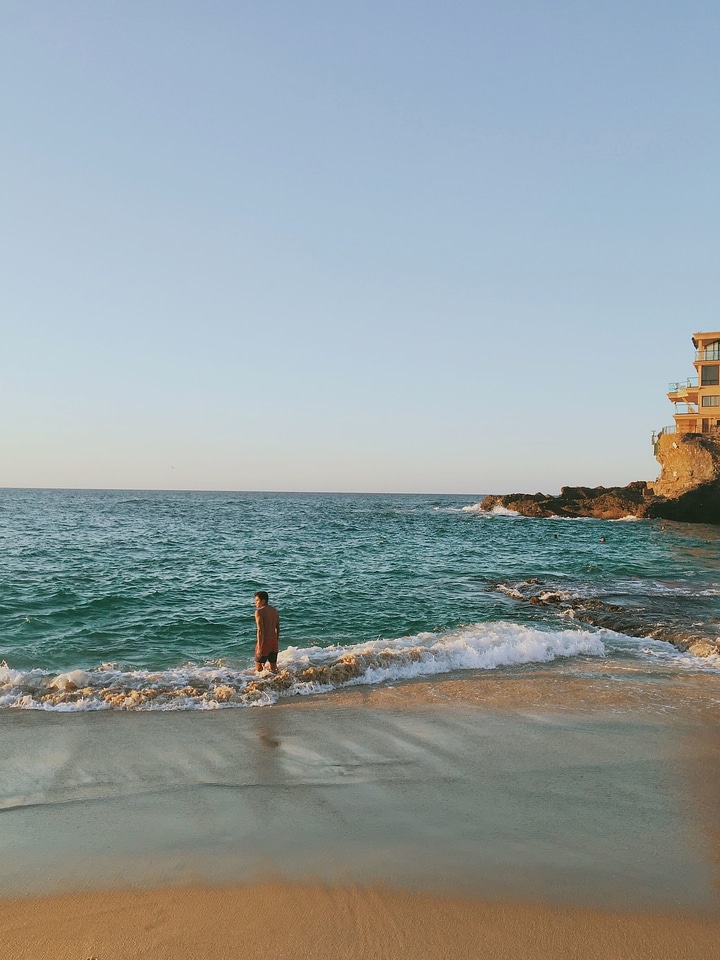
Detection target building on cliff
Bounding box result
[660,331,720,437]
[481,332,720,524]
[651,331,720,502]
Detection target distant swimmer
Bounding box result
[600,536,606,543]
[254,591,280,673]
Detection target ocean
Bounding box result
[1,488,718,710]
[2,488,720,902]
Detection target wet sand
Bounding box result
[1,668,719,957]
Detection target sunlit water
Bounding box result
[1,489,718,710]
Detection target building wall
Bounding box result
[671,332,720,435]
[693,333,720,429]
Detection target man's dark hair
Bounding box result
[255,591,269,604]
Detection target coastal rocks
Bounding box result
[643,432,720,523]
[480,481,651,520]
[493,578,720,659]
[650,432,720,498]
[481,434,720,523]
[646,478,720,524]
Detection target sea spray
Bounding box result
[0,622,607,711]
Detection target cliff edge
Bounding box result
[481,433,720,524]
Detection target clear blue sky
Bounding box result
[2,1,718,493]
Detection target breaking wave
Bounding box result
[0,622,606,711]
[461,502,521,517]
[492,578,720,661]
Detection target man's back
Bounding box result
[255,604,280,655]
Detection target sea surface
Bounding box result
[1,488,719,711]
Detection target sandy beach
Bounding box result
[3,881,720,960]
[2,668,719,958]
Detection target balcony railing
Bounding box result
[668,377,698,392]
[655,425,677,437]
[696,347,720,361]
[672,403,698,415]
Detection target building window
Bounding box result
[701,341,720,361]
[701,395,719,407]
[701,365,719,385]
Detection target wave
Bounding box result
[459,503,620,520]
[0,622,606,711]
[461,503,521,517]
[492,578,720,660]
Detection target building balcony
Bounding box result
[668,377,698,393]
[696,347,720,362]
[667,379,699,404]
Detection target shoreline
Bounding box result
[2,671,719,958]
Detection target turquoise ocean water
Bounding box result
[1,489,719,710]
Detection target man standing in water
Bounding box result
[254,591,280,672]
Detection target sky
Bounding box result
[2,0,719,494]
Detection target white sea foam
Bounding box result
[49,670,91,691]
[546,515,592,521]
[0,662,23,685]
[611,633,720,673]
[0,622,607,712]
[461,503,521,517]
[618,580,720,598]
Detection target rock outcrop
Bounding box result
[491,578,720,658]
[481,433,720,523]
[481,482,651,520]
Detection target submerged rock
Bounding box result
[491,578,720,658]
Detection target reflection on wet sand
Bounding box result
[1,679,719,916]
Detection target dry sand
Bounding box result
[2,667,719,959]
[1,881,720,960]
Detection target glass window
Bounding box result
[701,395,719,407]
[702,341,720,360]
[701,365,719,385]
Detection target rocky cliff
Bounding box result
[481,433,720,523]
[650,432,720,497]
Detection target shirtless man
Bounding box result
[254,591,280,672]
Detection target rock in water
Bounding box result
[480,482,651,520]
[481,435,720,524]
